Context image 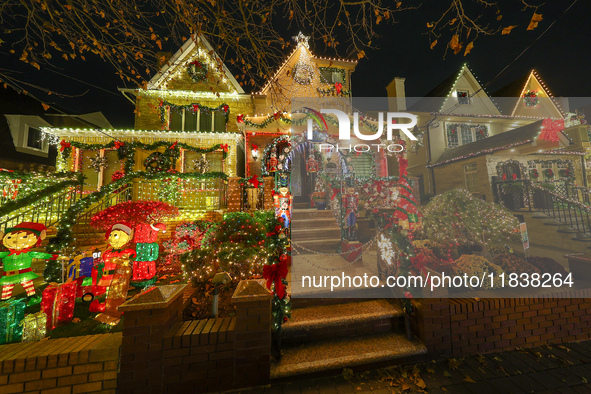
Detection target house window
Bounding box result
[319,68,345,84]
[26,127,43,150]
[446,123,489,147]
[464,163,479,193]
[457,90,470,105]
[349,154,373,178]
[169,108,226,132]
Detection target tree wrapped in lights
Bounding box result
[419,189,520,251]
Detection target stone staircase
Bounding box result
[291,208,342,253]
[271,298,427,379]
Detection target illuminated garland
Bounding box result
[527,159,575,182]
[243,113,290,129]
[427,140,534,168]
[59,140,228,174]
[0,171,80,202]
[316,86,351,97]
[48,171,227,252]
[158,101,230,125]
[261,135,291,177]
[0,178,83,218]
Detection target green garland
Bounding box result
[316,86,352,97]
[158,101,230,125]
[0,178,84,218]
[48,171,227,252]
[527,159,575,182]
[60,140,228,174]
[0,170,78,181]
[244,113,290,129]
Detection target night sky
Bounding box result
[1,0,589,128]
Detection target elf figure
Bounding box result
[274,187,292,228]
[90,223,136,313]
[0,222,64,305]
[342,187,359,241]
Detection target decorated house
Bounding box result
[391,64,586,204]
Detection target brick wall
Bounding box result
[118,280,272,394]
[413,290,591,357]
[0,333,120,394]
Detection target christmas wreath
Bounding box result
[187,60,207,82]
[523,90,539,107]
[544,168,554,178]
[144,152,172,173]
[529,169,539,179]
[559,168,571,178]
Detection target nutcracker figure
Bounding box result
[342,187,359,240]
[268,151,278,173]
[306,154,318,173]
[274,187,292,228]
[0,222,66,306]
[90,223,136,313]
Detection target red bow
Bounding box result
[237,114,244,123]
[222,105,229,113]
[273,112,281,120]
[114,141,124,149]
[60,140,71,152]
[7,247,33,257]
[220,144,229,153]
[539,118,565,143]
[252,144,258,151]
[170,141,178,150]
[512,173,517,180]
[192,104,199,112]
[335,82,343,94]
[502,173,507,181]
[373,180,383,193]
[248,175,260,188]
[331,188,340,200]
[263,259,288,299]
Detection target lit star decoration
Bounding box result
[88,155,108,172]
[193,154,210,174]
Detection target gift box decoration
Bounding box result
[41,281,77,330]
[135,243,159,262]
[0,298,26,344]
[67,256,94,280]
[21,312,47,342]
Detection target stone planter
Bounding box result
[315,200,326,210]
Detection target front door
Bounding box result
[292,151,317,204]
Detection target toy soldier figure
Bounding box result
[274,187,292,228]
[342,186,359,241]
[268,151,278,173]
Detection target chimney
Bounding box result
[386,77,406,112]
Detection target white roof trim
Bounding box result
[40,127,243,142]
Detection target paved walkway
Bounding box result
[238,340,591,393]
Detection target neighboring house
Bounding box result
[0,87,112,172]
[389,64,583,202]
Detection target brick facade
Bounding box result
[413,291,591,357]
[0,333,120,394]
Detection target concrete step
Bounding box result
[291,220,340,231]
[291,227,342,240]
[271,332,426,380]
[543,220,563,226]
[282,300,404,345]
[558,227,580,234]
[292,209,335,221]
[293,202,309,210]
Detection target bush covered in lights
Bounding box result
[419,189,520,251]
[180,211,286,282]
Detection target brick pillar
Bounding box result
[412,298,452,356]
[232,280,273,388]
[227,177,243,212]
[118,284,187,394]
[263,177,275,210]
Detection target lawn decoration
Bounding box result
[0,298,25,344]
[94,256,133,326]
[132,222,166,288]
[274,187,292,228]
[21,311,47,342]
[0,222,66,306]
[41,281,77,330]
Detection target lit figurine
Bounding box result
[342,187,359,241]
[0,222,66,305]
[268,151,278,173]
[274,187,292,228]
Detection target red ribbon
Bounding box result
[114,141,124,149]
[335,82,343,94]
[502,173,507,181]
[263,259,288,299]
[373,180,383,193]
[7,247,33,256]
[223,105,229,113]
[170,141,178,150]
[539,118,565,143]
[192,104,199,112]
[237,114,244,123]
[331,188,339,200]
[220,144,229,153]
[60,140,71,152]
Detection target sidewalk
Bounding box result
[238,340,591,393]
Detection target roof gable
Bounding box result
[147,34,244,94]
[409,64,500,116]
[509,70,565,119]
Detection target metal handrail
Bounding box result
[0,184,83,233]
